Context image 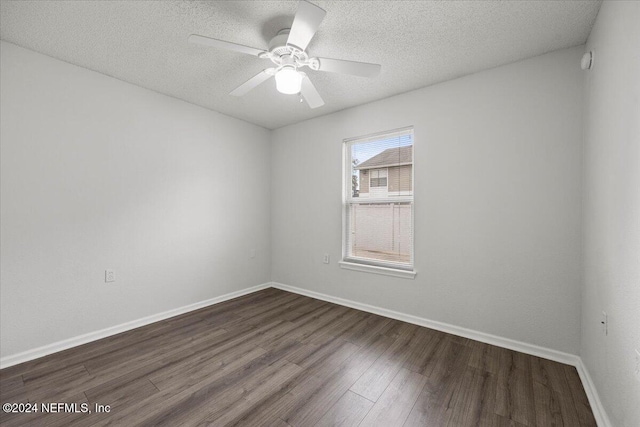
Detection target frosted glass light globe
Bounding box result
[275,67,302,94]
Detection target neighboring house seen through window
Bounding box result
[343,128,414,273]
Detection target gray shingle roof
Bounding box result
[355,145,412,170]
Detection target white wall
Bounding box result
[271,46,584,354]
[581,2,640,426]
[0,41,271,359]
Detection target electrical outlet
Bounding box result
[635,349,640,378]
[323,254,330,264]
[601,311,607,335]
[105,269,115,283]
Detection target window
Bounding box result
[370,169,388,188]
[342,127,415,277]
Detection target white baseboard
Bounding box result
[270,282,579,365]
[0,282,271,369]
[576,359,612,427]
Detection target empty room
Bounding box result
[0,0,638,426]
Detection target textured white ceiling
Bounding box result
[0,0,601,129]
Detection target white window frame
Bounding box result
[340,127,416,279]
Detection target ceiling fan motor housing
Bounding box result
[264,29,318,70]
[268,29,292,54]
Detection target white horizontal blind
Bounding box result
[344,128,414,270]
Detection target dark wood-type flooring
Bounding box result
[0,288,597,426]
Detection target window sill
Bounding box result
[338,261,417,279]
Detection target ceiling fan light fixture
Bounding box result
[275,66,302,94]
[190,0,380,108]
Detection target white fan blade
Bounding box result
[287,0,326,52]
[188,34,265,57]
[317,57,381,78]
[230,70,275,97]
[300,75,324,108]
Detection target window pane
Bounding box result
[346,202,412,265]
[351,135,411,199]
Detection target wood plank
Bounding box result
[28,325,247,404]
[359,368,426,426]
[281,334,395,427]
[0,374,26,403]
[349,336,414,401]
[289,337,360,376]
[379,318,419,340]
[293,306,360,344]
[150,345,266,392]
[447,366,496,426]
[485,413,530,427]
[220,391,298,427]
[403,328,445,374]
[138,359,302,426]
[300,307,363,342]
[83,325,229,377]
[280,298,333,323]
[404,338,471,426]
[532,380,564,427]
[85,377,159,411]
[563,364,597,426]
[93,342,302,426]
[468,340,504,375]
[314,391,374,427]
[22,364,92,402]
[76,326,255,407]
[530,358,580,426]
[341,313,393,346]
[203,362,304,426]
[142,321,279,389]
[494,363,537,426]
[500,346,532,371]
[226,292,303,324]
[224,295,308,329]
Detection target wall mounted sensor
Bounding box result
[581,51,594,70]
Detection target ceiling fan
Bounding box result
[188,0,382,109]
